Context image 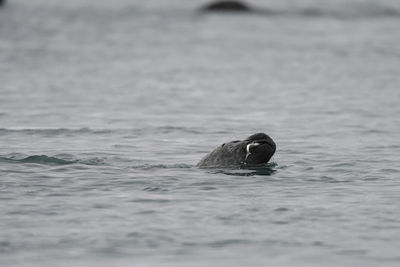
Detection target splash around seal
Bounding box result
[196,133,276,168]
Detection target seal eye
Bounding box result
[246,142,260,154]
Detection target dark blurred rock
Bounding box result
[201,1,252,12]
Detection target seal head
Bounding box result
[197,133,276,168]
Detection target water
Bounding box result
[1,0,400,266]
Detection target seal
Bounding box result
[197,133,276,168]
[201,1,252,12]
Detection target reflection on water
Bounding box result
[209,162,278,176]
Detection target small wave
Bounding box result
[200,4,400,19]
[0,154,194,168]
[151,126,202,134]
[131,163,194,170]
[0,126,204,137]
[208,239,252,248]
[79,157,108,166]
[0,127,114,136]
[20,155,77,165]
[208,162,277,176]
[0,154,110,166]
[0,155,77,165]
[285,6,400,19]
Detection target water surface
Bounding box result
[1,0,400,266]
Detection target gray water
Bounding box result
[1,0,400,266]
